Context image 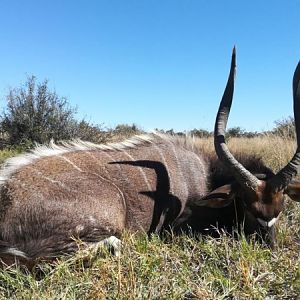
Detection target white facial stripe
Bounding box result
[267,217,278,227]
[256,216,279,228]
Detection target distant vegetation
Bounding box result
[0,76,296,151]
[159,121,296,140]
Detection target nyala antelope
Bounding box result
[0,48,300,267]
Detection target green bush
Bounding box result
[0,76,106,148]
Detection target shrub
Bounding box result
[75,120,108,144]
[109,123,142,141]
[272,117,295,139]
[0,76,107,147]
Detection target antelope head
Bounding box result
[205,47,300,229]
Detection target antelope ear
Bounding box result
[197,184,236,208]
[285,180,300,202]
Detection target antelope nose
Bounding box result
[256,216,279,228]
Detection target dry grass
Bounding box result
[0,135,300,299]
[193,134,297,172]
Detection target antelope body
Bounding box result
[0,135,209,262]
[1,49,300,266]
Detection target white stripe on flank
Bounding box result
[34,152,126,209]
[90,171,127,211]
[153,144,174,192]
[153,144,169,168]
[70,151,127,211]
[28,167,72,192]
[121,150,152,191]
[84,150,127,182]
[60,154,127,209]
[59,156,83,172]
[86,151,129,182]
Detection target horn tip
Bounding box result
[232,46,236,55]
[231,46,237,71]
[232,46,236,61]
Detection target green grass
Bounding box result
[0,148,22,165]
[0,231,299,299]
[0,135,300,299]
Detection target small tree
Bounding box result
[0,76,82,147]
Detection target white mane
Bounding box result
[0,133,161,185]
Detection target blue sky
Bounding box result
[0,1,299,132]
